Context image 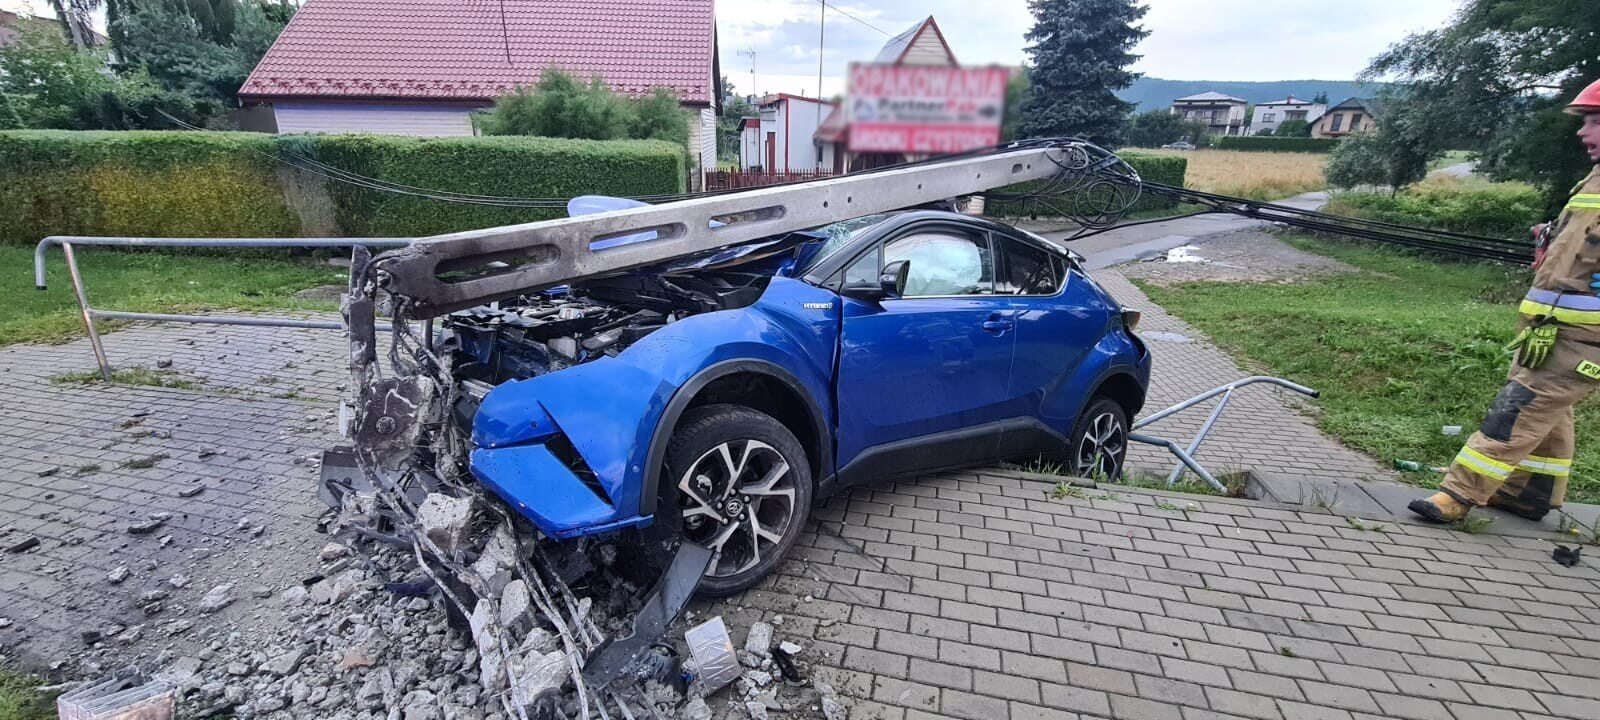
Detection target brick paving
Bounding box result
[713,472,1600,720]
[0,320,340,664]
[1,303,1594,720]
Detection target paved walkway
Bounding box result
[712,469,1600,720]
[0,321,341,665]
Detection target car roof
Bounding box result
[800,209,1074,285]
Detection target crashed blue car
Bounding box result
[413,199,1150,595]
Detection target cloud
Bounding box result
[718,0,1461,95]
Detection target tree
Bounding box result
[1325,94,1433,192]
[111,1,293,122]
[47,1,102,49]
[1365,0,1600,211]
[716,75,755,162]
[1275,119,1312,138]
[478,68,691,153]
[1124,109,1206,147]
[1311,91,1329,105]
[0,23,184,129]
[1002,66,1030,142]
[1017,0,1149,146]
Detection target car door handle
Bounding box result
[981,317,1015,333]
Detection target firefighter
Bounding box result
[1409,78,1600,523]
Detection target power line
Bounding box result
[820,1,891,37]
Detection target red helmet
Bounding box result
[1566,78,1600,115]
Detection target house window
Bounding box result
[1330,114,1344,132]
[1185,110,1196,120]
[1262,112,1276,122]
[1348,113,1363,130]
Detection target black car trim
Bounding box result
[834,416,1067,487]
[639,359,833,517]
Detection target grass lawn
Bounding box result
[0,670,54,720]
[1,244,346,347]
[1137,233,1600,504]
[1139,148,1328,201]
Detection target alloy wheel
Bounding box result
[1074,411,1126,480]
[677,439,797,578]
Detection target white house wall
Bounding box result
[272,102,477,136]
[898,30,956,66]
[700,108,717,174]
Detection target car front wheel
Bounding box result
[1067,396,1128,481]
[664,404,813,597]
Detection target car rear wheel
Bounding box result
[1067,396,1128,481]
[664,404,813,597]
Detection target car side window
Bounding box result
[842,246,880,288]
[997,235,1061,295]
[881,230,994,297]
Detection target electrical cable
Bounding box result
[152,108,1533,264]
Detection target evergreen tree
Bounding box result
[1017,0,1148,146]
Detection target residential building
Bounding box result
[812,16,964,172]
[739,94,838,173]
[1250,96,1325,135]
[1171,92,1249,136]
[238,0,719,183]
[1,9,109,48]
[1313,97,1381,139]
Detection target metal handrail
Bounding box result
[34,236,414,382]
[1129,376,1320,492]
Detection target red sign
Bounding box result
[847,63,1007,154]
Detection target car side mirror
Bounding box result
[841,259,910,302]
[879,260,909,298]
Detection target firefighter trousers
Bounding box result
[1440,337,1600,511]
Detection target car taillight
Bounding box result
[1121,309,1142,332]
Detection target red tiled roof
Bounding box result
[239,0,715,104]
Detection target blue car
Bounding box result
[439,206,1150,595]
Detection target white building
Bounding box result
[1251,97,1327,136]
[739,94,839,173]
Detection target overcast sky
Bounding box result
[719,0,1464,98]
[3,0,1464,97]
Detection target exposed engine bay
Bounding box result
[444,271,774,386]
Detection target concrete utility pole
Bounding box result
[816,0,826,170]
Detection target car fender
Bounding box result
[474,277,838,535]
[1041,329,1151,434]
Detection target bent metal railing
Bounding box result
[1129,376,1320,492]
[33,236,413,382]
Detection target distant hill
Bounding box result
[1117,78,1388,111]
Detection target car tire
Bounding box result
[664,404,813,597]
[1066,396,1129,481]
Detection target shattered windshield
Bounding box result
[800,213,893,271]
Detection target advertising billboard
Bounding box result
[846,63,1008,154]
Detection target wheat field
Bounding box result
[1140,148,1329,201]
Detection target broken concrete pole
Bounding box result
[416,493,475,555]
[743,621,773,655]
[498,579,533,632]
[470,525,518,595]
[509,649,569,710]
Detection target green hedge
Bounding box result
[310,135,686,237]
[1214,136,1340,153]
[985,153,1188,218]
[1322,179,1543,239]
[0,130,687,244]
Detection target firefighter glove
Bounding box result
[1507,323,1559,368]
